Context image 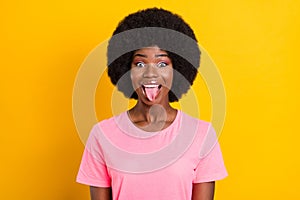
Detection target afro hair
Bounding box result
[107,8,201,102]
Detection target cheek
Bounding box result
[130,69,138,82]
[163,69,173,83]
[130,70,134,83]
[130,69,141,90]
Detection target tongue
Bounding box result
[144,86,160,101]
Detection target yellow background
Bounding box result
[1,0,299,199]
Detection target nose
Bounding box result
[143,64,158,78]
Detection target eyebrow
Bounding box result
[133,53,169,58]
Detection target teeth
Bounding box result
[143,84,159,88]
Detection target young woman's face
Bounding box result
[130,46,173,104]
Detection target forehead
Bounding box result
[133,46,168,56]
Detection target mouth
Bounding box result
[141,84,162,102]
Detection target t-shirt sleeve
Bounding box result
[193,124,228,183]
[76,124,111,187]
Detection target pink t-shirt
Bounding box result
[76,110,227,199]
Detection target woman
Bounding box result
[77,8,227,200]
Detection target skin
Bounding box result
[192,182,215,200]
[90,186,112,200]
[90,46,215,200]
[129,46,177,132]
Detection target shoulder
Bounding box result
[180,112,217,157]
[86,113,126,148]
[97,112,125,126]
[91,111,127,136]
[180,111,212,133]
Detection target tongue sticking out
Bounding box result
[143,85,161,101]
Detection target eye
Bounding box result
[135,62,145,68]
[157,62,168,68]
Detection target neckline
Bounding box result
[114,110,181,139]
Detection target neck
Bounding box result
[131,99,174,121]
[128,99,177,132]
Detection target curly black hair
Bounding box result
[107,8,200,102]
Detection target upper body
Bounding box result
[77,8,227,200]
[77,110,227,200]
